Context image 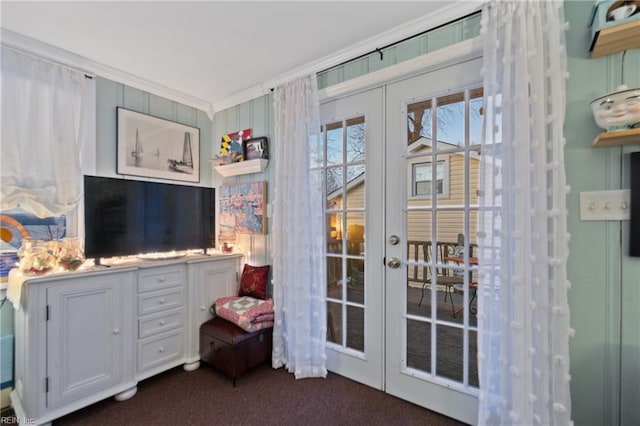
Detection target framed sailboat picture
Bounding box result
[116,107,200,183]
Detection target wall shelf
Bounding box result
[213,159,269,177]
[590,19,640,58]
[592,128,640,147]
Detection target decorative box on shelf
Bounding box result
[214,159,269,177]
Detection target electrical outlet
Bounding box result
[579,190,631,221]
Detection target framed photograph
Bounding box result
[243,137,269,160]
[219,181,267,234]
[117,107,200,183]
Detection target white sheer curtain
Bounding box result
[1,46,94,218]
[271,75,327,378]
[477,1,572,425]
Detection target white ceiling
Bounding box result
[1,1,476,114]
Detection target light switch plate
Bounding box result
[579,190,631,221]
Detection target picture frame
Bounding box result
[242,137,269,161]
[220,128,251,163]
[219,181,267,234]
[117,107,200,183]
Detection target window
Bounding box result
[409,157,449,198]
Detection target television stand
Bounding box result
[11,253,244,425]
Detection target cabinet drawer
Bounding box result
[138,288,184,316]
[139,309,183,339]
[138,266,184,293]
[138,329,184,372]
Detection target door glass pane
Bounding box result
[469,329,479,388]
[435,210,465,245]
[407,318,431,373]
[347,305,364,351]
[326,257,342,299]
[436,325,463,382]
[326,122,344,166]
[326,214,341,254]
[327,301,343,345]
[345,165,365,209]
[407,99,432,146]
[347,258,364,304]
[346,116,365,163]
[326,166,343,205]
[345,212,364,254]
[406,210,432,317]
[469,89,484,147]
[436,93,465,146]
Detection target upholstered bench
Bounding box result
[199,317,273,386]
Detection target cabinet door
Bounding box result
[46,273,133,409]
[186,259,239,361]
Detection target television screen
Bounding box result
[83,175,214,259]
[631,152,640,257]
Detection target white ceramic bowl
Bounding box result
[591,85,640,132]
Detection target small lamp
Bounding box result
[329,227,337,239]
[218,229,236,254]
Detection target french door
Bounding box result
[321,87,384,389]
[321,57,482,424]
[385,58,482,424]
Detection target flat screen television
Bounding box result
[631,152,640,257]
[83,175,215,259]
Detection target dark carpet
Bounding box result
[50,363,466,426]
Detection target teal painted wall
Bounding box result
[0,290,11,336]
[215,2,640,425]
[95,77,213,187]
[212,94,274,268]
[564,1,640,425]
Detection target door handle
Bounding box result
[387,257,401,269]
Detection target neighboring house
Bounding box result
[405,136,480,245]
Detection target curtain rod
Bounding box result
[316,10,481,76]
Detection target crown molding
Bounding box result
[213,0,483,112]
[2,0,483,116]
[1,29,216,120]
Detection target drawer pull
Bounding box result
[158,347,165,353]
[113,328,120,335]
[159,320,166,326]
[158,298,166,304]
[200,305,206,311]
[158,276,166,282]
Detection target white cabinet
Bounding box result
[12,268,137,425]
[184,255,242,369]
[11,254,243,425]
[135,264,186,380]
[47,274,134,409]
